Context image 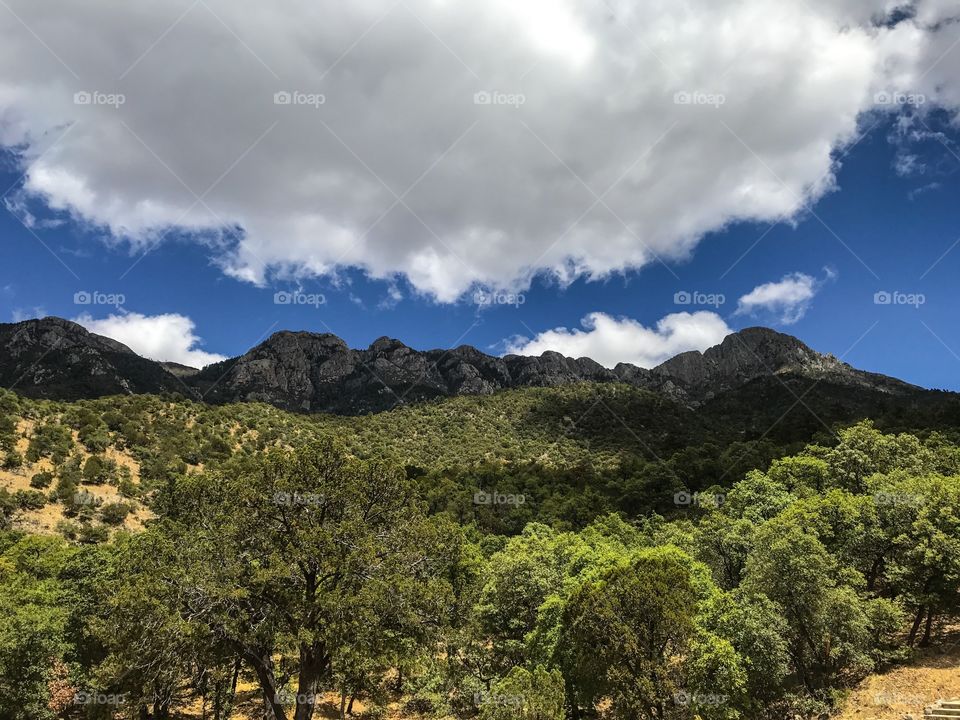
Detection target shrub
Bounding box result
[14,489,47,511]
[99,501,132,526]
[2,450,23,470]
[29,471,54,489]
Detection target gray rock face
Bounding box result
[0,318,920,413]
[644,327,914,402]
[189,325,917,414]
[0,318,185,400]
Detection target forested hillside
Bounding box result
[1,385,959,719]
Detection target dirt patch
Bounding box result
[837,642,960,720]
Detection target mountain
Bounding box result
[189,324,920,414]
[0,317,933,415]
[0,318,186,400]
[645,326,916,401]
[190,331,625,413]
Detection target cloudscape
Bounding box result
[1,0,959,390]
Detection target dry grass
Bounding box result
[1,419,151,536]
[837,635,960,720]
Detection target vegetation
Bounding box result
[0,386,959,718]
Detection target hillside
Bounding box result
[0,318,942,416]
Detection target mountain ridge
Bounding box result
[0,317,926,414]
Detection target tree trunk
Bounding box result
[293,643,328,720]
[565,678,581,720]
[339,689,347,720]
[236,645,287,720]
[920,609,935,646]
[865,555,884,592]
[907,605,926,647]
[347,694,355,715]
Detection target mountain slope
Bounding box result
[0,318,187,400]
[187,325,921,413]
[0,317,935,415]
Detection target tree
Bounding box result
[0,534,74,720]
[742,520,888,689]
[558,547,700,720]
[478,666,565,720]
[107,442,458,720]
[697,590,790,708]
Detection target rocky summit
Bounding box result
[0,317,923,414]
[0,317,185,400]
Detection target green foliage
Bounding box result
[0,534,74,720]
[98,501,132,526]
[479,666,565,720]
[29,470,54,489]
[25,422,74,464]
[0,390,959,718]
[14,489,47,511]
[558,547,700,719]
[2,449,23,469]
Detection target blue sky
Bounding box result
[1,0,959,389]
[2,110,959,389]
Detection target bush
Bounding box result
[29,471,54,489]
[99,501,132,526]
[0,488,16,529]
[2,450,23,470]
[77,523,109,544]
[55,519,80,541]
[14,489,47,511]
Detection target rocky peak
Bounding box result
[0,317,184,400]
[0,318,921,413]
[5,317,136,356]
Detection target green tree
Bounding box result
[107,442,457,720]
[558,546,700,720]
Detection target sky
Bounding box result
[1,0,959,389]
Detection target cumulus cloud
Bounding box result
[74,312,226,367]
[735,272,820,324]
[0,1,958,301]
[505,311,732,368]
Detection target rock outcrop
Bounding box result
[0,318,921,413]
[0,318,185,400]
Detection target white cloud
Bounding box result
[505,311,732,368]
[735,272,819,324]
[11,307,46,323]
[74,312,226,367]
[0,1,957,301]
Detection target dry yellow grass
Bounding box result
[837,640,960,720]
[1,419,151,535]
